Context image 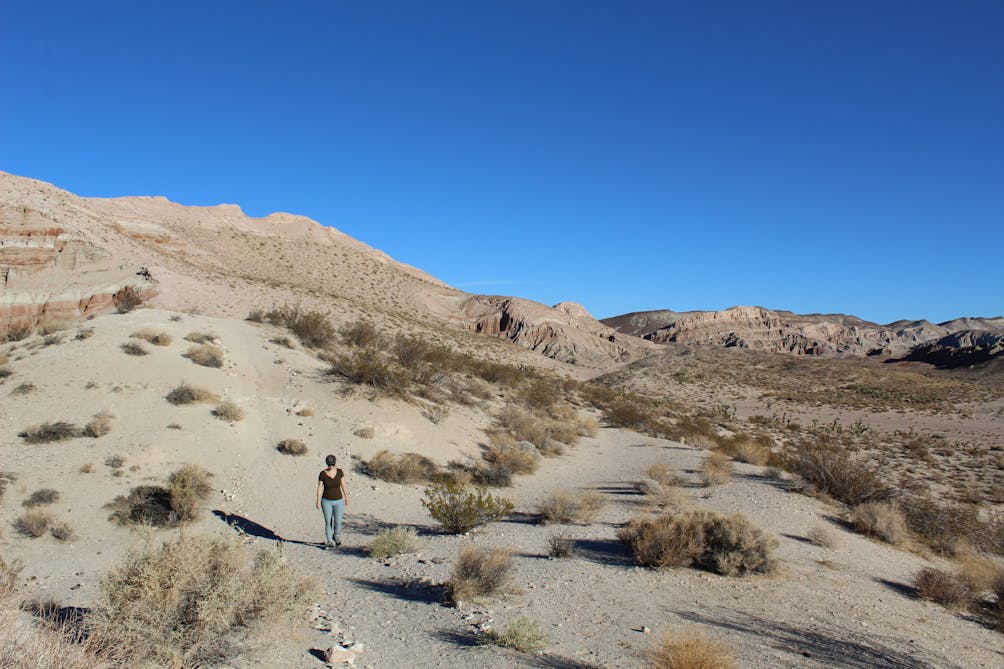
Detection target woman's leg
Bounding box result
[320,498,335,545]
[331,498,345,544]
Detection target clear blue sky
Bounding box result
[2,2,1001,324]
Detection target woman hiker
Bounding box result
[316,454,348,548]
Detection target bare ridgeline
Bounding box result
[1,170,1002,668]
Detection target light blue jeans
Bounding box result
[320,498,344,544]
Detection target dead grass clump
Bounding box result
[107,465,212,527]
[112,285,144,313]
[538,489,605,524]
[480,616,547,653]
[84,411,114,438]
[449,546,513,602]
[11,382,34,395]
[365,450,439,483]
[0,366,12,380]
[270,335,295,348]
[954,555,1004,594]
[484,444,540,476]
[781,441,893,506]
[422,482,514,534]
[167,465,213,523]
[700,451,733,487]
[637,478,688,508]
[807,527,837,549]
[901,496,1001,556]
[185,343,224,368]
[120,341,149,356]
[50,522,74,542]
[618,510,777,576]
[90,535,316,667]
[354,426,376,439]
[165,382,218,405]
[22,488,60,508]
[646,463,678,486]
[277,439,307,456]
[913,568,970,608]
[213,401,246,422]
[717,433,771,466]
[849,502,908,545]
[131,329,172,346]
[184,331,216,344]
[647,628,736,669]
[14,509,54,538]
[256,306,336,348]
[368,526,420,558]
[20,421,82,443]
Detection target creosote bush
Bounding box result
[480,616,547,653]
[422,482,513,534]
[185,343,224,368]
[365,450,438,483]
[849,501,908,545]
[276,439,308,456]
[618,509,777,576]
[449,546,513,602]
[368,526,419,558]
[165,382,218,405]
[89,535,316,668]
[20,421,81,443]
[647,628,736,669]
[213,401,246,422]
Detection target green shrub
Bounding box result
[618,510,776,576]
[480,616,547,652]
[422,482,513,534]
[90,535,316,667]
[368,527,419,558]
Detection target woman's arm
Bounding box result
[340,476,349,507]
[316,480,324,510]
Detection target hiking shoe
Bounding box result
[334,538,342,547]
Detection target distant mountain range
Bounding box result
[602,306,1004,369]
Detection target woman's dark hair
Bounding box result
[325,454,337,466]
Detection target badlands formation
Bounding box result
[1,171,1002,668]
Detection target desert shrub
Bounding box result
[901,496,1001,555]
[954,555,1004,593]
[11,382,34,395]
[480,616,546,652]
[3,321,33,342]
[36,317,70,336]
[246,308,265,322]
[467,463,514,488]
[213,401,245,422]
[185,343,224,368]
[14,510,54,538]
[368,526,419,558]
[340,319,380,348]
[167,465,213,522]
[807,527,837,549]
[669,415,719,446]
[49,522,74,542]
[700,451,733,487]
[422,482,514,534]
[277,439,307,456]
[112,285,144,313]
[84,411,114,438]
[577,415,600,437]
[288,310,336,348]
[105,455,125,469]
[646,463,678,486]
[354,426,375,439]
[781,441,893,506]
[0,471,16,502]
[22,488,60,508]
[484,444,539,476]
[79,463,94,473]
[538,489,604,524]
[89,535,316,667]
[131,329,172,346]
[165,382,218,405]
[603,398,651,430]
[618,510,777,576]
[0,366,12,379]
[913,568,970,607]
[449,546,513,602]
[548,533,575,558]
[184,331,215,344]
[121,341,149,356]
[20,421,81,443]
[365,450,438,483]
[327,350,405,391]
[647,628,736,669]
[270,335,295,348]
[849,502,908,545]
[717,433,771,466]
[637,478,688,508]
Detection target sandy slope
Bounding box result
[2,310,1001,668]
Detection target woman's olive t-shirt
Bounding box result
[318,469,344,500]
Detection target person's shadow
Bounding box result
[212,510,323,549]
